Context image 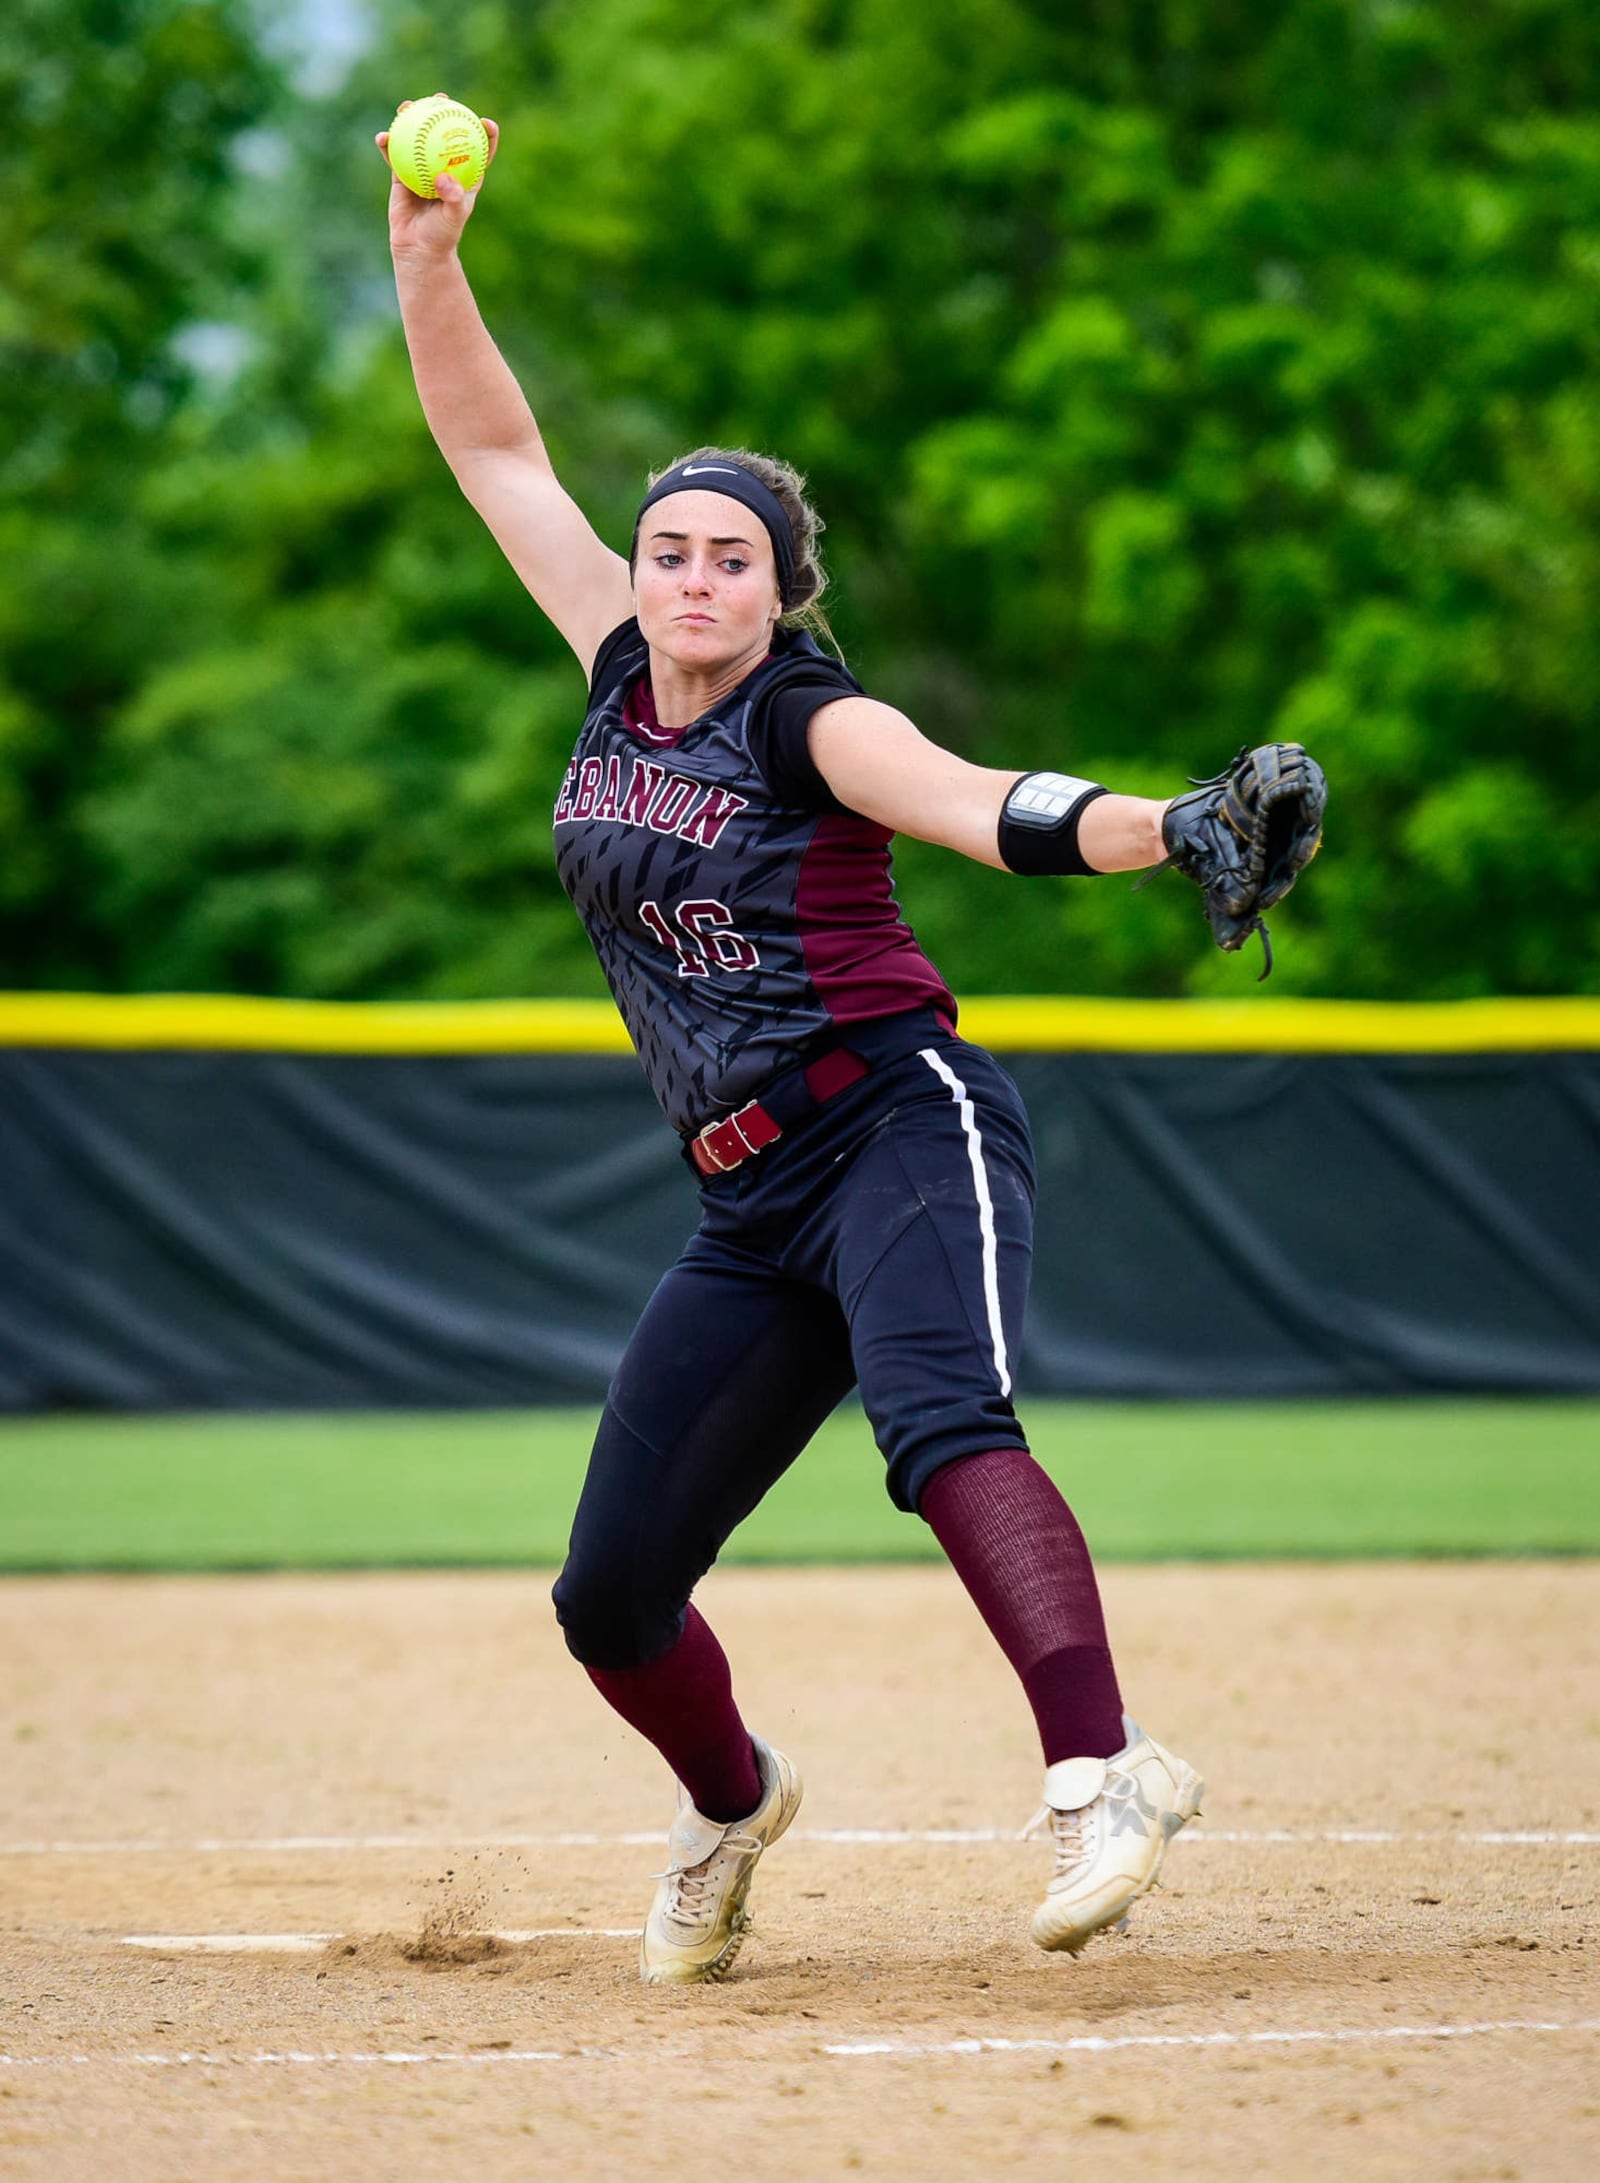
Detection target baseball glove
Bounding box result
[1142,742,1327,980]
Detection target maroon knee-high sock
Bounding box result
[584,1604,762,1824]
[921,1447,1125,1764]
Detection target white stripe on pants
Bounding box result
[918,1047,1012,1398]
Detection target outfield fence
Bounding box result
[3,996,1597,1411]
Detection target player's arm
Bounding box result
[805,697,1168,873]
[379,115,633,679]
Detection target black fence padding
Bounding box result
[2,1046,1597,1410]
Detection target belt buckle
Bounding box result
[693,1101,773,1174]
[695,1118,738,1172]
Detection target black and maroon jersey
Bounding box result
[553,618,957,1135]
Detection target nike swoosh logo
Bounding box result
[680,464,743,478]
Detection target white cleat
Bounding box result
[639,1735,802,1986]
[1027,1716,1204,1956]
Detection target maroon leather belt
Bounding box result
[687,1045,871,1177]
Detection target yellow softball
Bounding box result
[386,94,489,200]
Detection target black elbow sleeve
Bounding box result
[997,772,1110,876]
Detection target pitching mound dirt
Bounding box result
[0,1562,1593,2180]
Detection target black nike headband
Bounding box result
[634,459,797,608]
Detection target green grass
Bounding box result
[0,1401,1594,1569]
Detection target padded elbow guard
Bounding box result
[997,772,1110,876]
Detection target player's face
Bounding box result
[633,490,783,669]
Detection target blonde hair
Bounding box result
[638,445,843,659]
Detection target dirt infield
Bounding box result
[1,1562,1594,2180]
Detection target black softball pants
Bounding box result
[553,1033,1036,1670]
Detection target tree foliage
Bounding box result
[0,0,274,983]
[6,0,1600,998]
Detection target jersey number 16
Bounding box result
[640,898,761,977]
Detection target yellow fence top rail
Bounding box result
[1,992,1598,1053]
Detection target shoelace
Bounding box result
[1022,1801,1094,1881]
[652,1826,762,1935]
[660,1858,720,1935]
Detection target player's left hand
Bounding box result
[1144,742,1327,980]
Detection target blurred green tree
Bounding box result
[9,0,1600,999]
[0,0,275,983]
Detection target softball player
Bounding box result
[382,113,1202,1983]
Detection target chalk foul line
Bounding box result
[0,2020,1593,2072]
[121,1935,337,1955]
[1,1827,1595,1856]
[824,2019,1600,2060]
[118,1930,641,1952]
